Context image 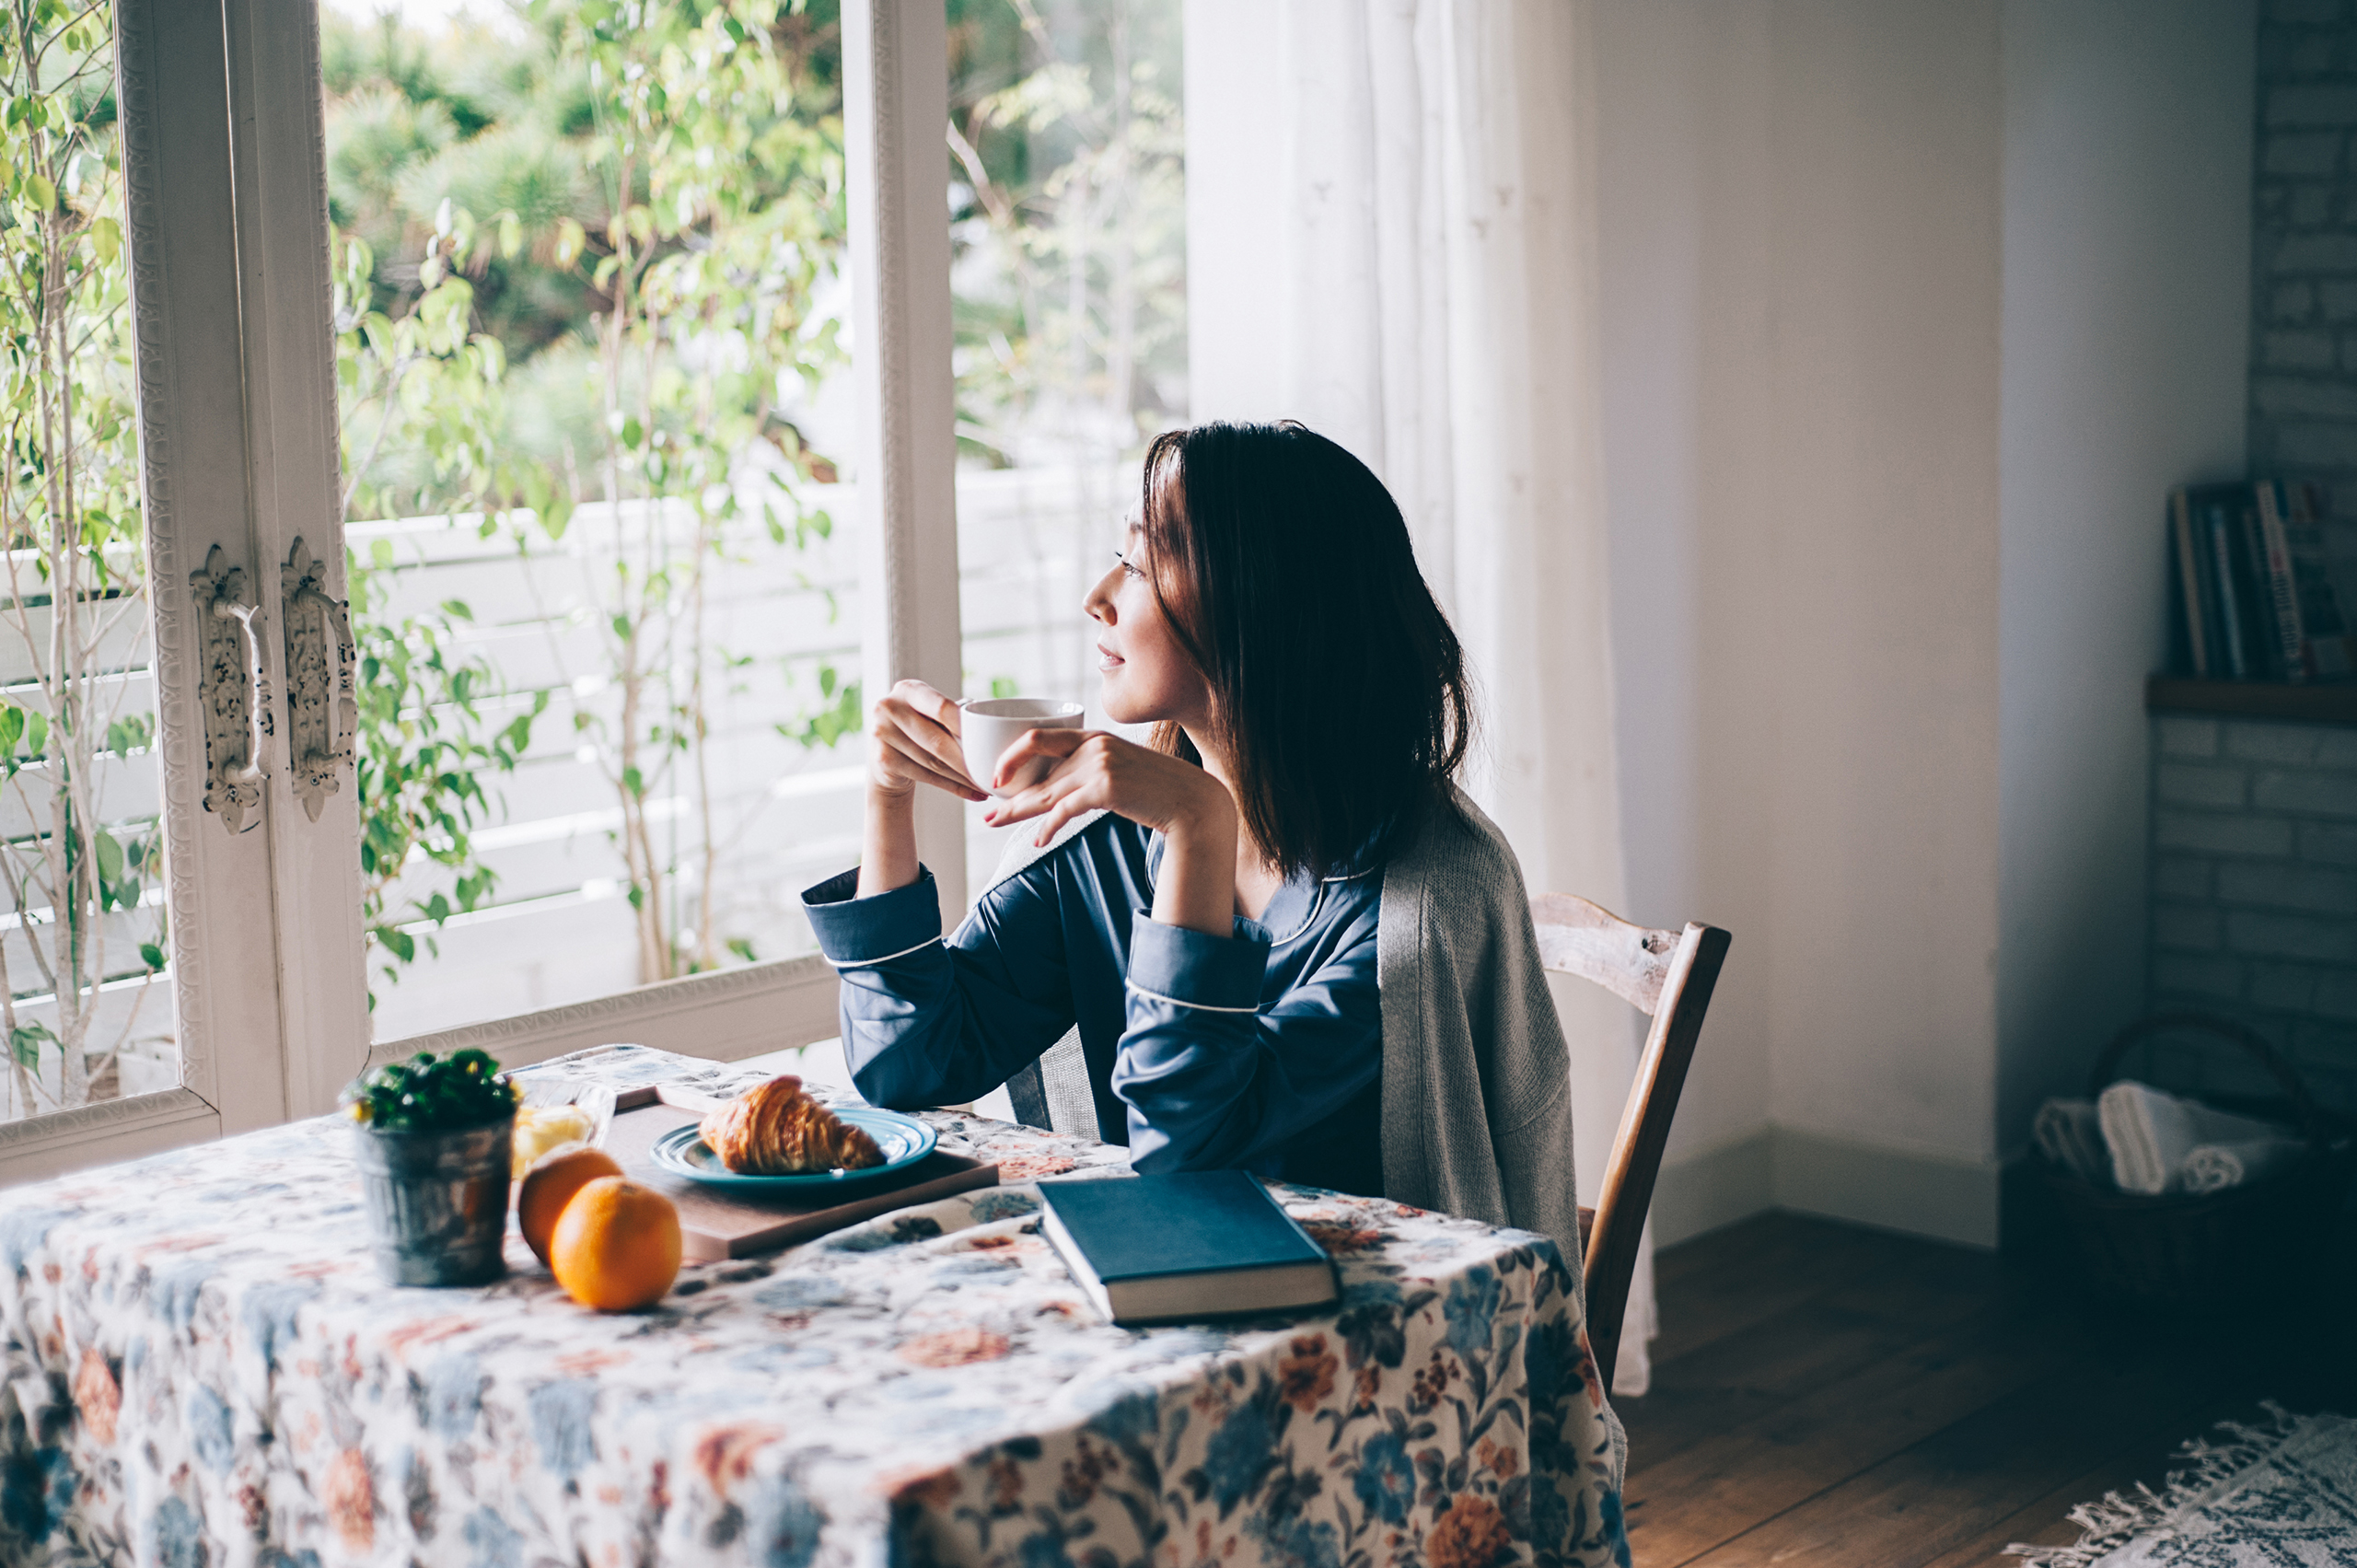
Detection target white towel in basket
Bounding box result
[2178,1137,2303,1195]
[2098,1080,2290,1195]
[2033,1098,2110,1183]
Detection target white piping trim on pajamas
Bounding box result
[822,935,944,969]
[1124,978,1261,1015]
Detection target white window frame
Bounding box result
[0,0,360,1185]
[0,0,966,1184]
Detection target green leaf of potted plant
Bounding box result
[343,1048,520,1285]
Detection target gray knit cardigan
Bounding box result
[989,787,1585,1278]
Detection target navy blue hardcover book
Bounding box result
[1038,1169,1339,1325]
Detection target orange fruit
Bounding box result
[517,1144,623,1267]
[549,1176,681,1312]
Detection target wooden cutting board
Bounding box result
[602,1084,1001,1260]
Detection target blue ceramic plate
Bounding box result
[647,1109,937,1190]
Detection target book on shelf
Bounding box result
[2254,481,2307,681]
[2166,480,2357,683]
[2169,488,2212,678]
[1037,1169,1339,1326]
[2200,485,2257,678]
[2283,483,2357,679]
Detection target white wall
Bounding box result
[1597,0,2251,1245]
[1994,0,2253,1156]
[1186,0,2253,1250]
[1598,0,2008,1243]
[1758,0,2010,1175]
[1594,0,1777,1186]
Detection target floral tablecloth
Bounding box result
[1,1045,1628,1568]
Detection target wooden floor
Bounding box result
[1618,1212,2357,1566]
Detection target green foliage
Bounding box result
[778,666,858,749]
[89,826,156,914]
[319,0,844,428]
[9,1021,55,1070]
[514,0,850,980]
[946,0,1185,464]
[348,559,544,999]
[341,1047,519,1132]
[335,219,532,529]
[329,0,857,993]
[325,0,1165,1002]
[0,3,171,1114]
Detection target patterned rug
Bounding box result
[2008,1405,2357,1566]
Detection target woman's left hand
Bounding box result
[983,729,1232,846]
[986,730,1239,935]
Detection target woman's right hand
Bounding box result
[865,679,988,803]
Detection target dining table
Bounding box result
[0,1044,1630,1568]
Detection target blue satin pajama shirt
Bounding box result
[800,813,1385,1197]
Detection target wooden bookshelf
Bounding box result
[2146,675,2357,726]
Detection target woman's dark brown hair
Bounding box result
[1137,420,1474,879]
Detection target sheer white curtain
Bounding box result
[1186,0,1652,1391]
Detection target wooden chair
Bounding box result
[1532,893,1731,1399]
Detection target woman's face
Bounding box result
[1084,522,1209,729]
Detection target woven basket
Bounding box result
[2037,1011,2356,1308]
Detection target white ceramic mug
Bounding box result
[958,698,1086,797]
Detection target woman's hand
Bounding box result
[986,729,1239,935]
[856,680,982,899]
[984,728,1224,841]
[865,679,988,804]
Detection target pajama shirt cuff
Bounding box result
[1124,912,1270,1013]
[801,866,945,968]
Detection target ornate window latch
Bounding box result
[192,545,271,834]
[280,536,355,822]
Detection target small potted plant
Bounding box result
[344,1049,519,1286]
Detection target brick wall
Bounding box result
[2254,0,2357,494]
[2244,0,2357,494]
[2189,3,2357,1113]
[2149,714,2357,1112]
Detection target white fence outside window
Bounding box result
[361,462,1128,1046]
[0,562,173,1121]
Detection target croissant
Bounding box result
[699,1075,885,1174]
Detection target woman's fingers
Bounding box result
[898,679,964,733]
[887,685,970,777]
[984,767,1070,826]
[876,722,987,799]
[871,681,975,790]
[868,719,971,796]
[1028,784,1104,847]
[991,731,1115,819]
[973,727,1234,855]
[997,769,1101,848]
[989,726,1092,792]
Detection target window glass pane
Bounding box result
[946,0,1186,890]
[321,0,862,1040]
[0,8,179,1125]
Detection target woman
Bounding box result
[801,422,1583,1250]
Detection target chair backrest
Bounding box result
[1531,892,1730,1399]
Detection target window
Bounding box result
[3,0,1155,1183]
[1,0,368,1182]
[319,2,865,1044]
[0,10,173,1130]
[947,0,1186,892]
